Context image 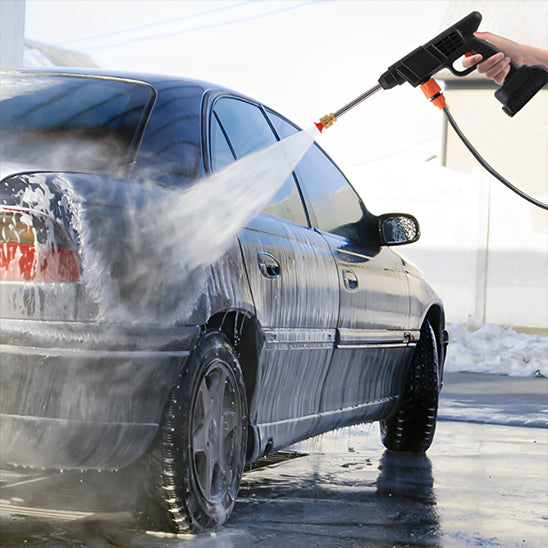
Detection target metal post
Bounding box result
[0,0,26,69]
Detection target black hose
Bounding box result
[443,106,548,211]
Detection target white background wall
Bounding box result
[442,85,547,330]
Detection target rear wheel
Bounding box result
[133,331,248,532]
[380,320,440,453]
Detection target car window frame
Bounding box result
[263,107,314,228]
[202,91,312,228]
[263,108,375,244]
[293,141,366,233]
[266,115,375,246]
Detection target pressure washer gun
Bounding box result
[315,10,548,132]
[314,10,548,210]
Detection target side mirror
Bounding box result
[378,213,420,246]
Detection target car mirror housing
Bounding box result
[378,213,420,246]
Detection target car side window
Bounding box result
[292,143,367,241]
[211,97,308,226]
[210,113,234,172]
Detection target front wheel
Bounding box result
[380,320,440,453]
[133,331,248,532]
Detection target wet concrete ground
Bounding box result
[1,373,546,547]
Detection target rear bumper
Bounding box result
[0,319,200,470]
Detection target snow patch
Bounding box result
[445,317,548,377]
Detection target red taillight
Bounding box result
[0,208,81,282]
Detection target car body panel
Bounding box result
[318,234,414,417]
[0,319,200,469]
[239,214,339,455]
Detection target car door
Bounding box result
[292,143,415,428]
[207,95,339,453]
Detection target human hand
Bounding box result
[461,31,529,84]
[462,51,511,84]
[462,31,548,85]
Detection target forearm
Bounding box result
[518,44,548,68]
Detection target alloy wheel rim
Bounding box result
[191,358,242,503]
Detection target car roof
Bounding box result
[2,66,248,100]
[1,66,293,185]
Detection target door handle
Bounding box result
[257,251,281,278]
[342,268,358,291]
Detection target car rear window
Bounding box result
[0,73,154,175]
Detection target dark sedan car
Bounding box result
[0,68,447,532]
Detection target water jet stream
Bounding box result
[160,127,318,274]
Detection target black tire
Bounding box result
[133,331,248,532]
[380,320,440,453]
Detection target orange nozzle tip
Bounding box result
[314,121,324,133]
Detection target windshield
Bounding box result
[0,73,154,175]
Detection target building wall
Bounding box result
[442,83,547,330]
[0,0,25,69]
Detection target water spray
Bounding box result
[314,11,548,210]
